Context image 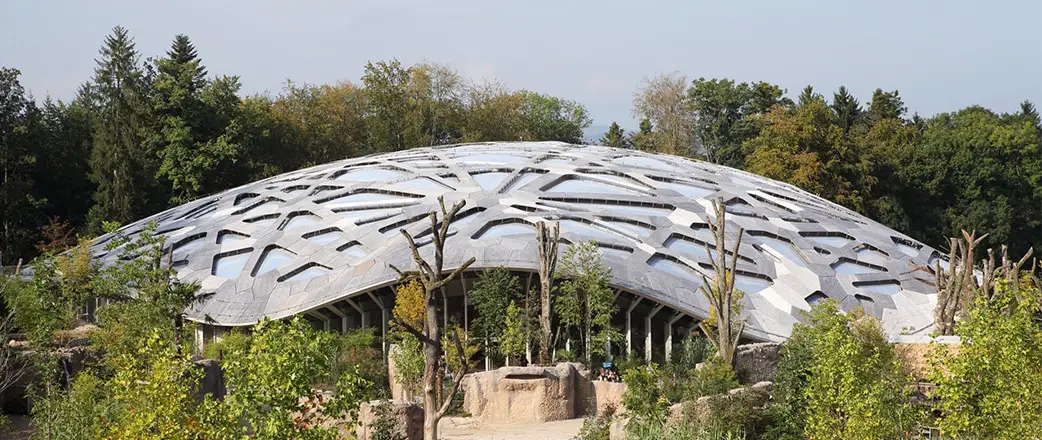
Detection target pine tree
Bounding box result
[37,99,94,227]
[831,86,863,136]
[797,85,823,107]
[629,118,656,151]
[867,89,906,122]
[151,34,241,204]
[599,121,629,148]
[0,67,45,263]
[86,26,155,231]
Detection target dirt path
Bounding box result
[439,416,584,440]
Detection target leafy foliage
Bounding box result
[500,300,527,363]
[555,241,620,364]
[468,268,521,352]
[216,317,373,439]
[29,372,112,440]
[392,280,425,331]
[928,279,1042,439]
[622,363,669,429]
[770,300,918,440]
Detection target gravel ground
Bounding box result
[0,414,587,440]
[439,416,584,440]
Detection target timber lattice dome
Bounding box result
[90,142,940,341]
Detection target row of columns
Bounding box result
[291,287,695,366]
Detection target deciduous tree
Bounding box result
[389,196,476,440]
[632,73,693,155]
[554,241,619,364]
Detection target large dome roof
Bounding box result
[91,142,939,341]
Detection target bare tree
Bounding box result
[923,230,1034,335]
[389,196,475,440]
[536,221,560,365]
[698,199,746,368]
[979,245,1034,300]
[632,72,694,156]
[0,312,26,398]
[930,231,986,336]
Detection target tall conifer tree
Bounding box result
[86,26,154,231]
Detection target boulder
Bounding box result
[462,363,582,423]
[193,359,225,401]
[608,416,629,440]
[590,380,627,415]
[734,342,781,384]
[356,400,423,440]
[667,381,774,426]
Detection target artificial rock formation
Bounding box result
[356,400,423,440]
[734,342,781,384]
[588,380,628,415]
[666,381,774,426]
[462,363,582,423]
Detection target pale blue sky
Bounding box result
[3,0,1040,126]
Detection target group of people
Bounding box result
[595,363,622,382]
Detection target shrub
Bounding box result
[574,403,615,440]
[202,329,249,360]
[673,336,712,369]
[684,358,739,399]
[622,363,669,433]
[29,373,112,440]
[335,327,388,396]
[555,348,577,362]
[770,300,919,440]
[928,280,1042,439]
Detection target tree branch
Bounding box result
[433,258,476,291]
[392,317,439,347]
[435,328,472,419]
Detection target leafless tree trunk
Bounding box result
[390,196,475,440]
[928,231,985,336]
[923,230,1033,335]
[0,312,27,399]
[536,221,559,365]
[698,199,745,368]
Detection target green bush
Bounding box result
[768,300,918,440]
[928,280,1042,439]
[673,336,713,369]
[202,329,250,360]
[555,348,577,363]
[622,363,669,434]
[29,373,112,440]
[335,327,388,396]
[683,358,739,399]
[574,403,615,440]
[614,350,645,374]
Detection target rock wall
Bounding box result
[587,380,627,415]
[462,363,582,423]
[734,342,781,384]
[193,359,225,401]
[356,400,423,440]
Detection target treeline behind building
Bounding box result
[0,27,592,264]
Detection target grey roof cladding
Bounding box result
[90,142,939,342]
